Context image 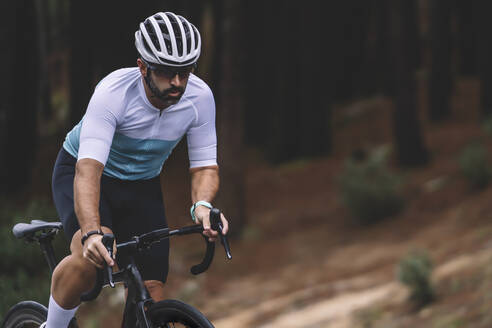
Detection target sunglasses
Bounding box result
[142,59,195,79]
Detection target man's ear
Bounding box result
[137,58,147,76]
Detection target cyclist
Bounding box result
[43,11,229,328]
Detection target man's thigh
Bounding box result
[105,176,170,284]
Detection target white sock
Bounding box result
[45,295,79,328]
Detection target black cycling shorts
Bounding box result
[51,147,170,283]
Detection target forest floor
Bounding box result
[71,77,492,327]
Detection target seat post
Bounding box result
[38,234,58,274]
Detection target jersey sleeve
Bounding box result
[77,85,121,165]
[186,87,218,168]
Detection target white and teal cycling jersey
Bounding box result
[63,67,217,180]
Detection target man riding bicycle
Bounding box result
[44,12,229,328]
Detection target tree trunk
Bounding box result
[246,1,334,160]
[297,1,333,157]
[214,0,246,238]
[455,0,477,76]
[0,0,16,194]
[69,1,93,126]
[243,0,270,148]
[332,1,355,102]
[473,0,492,118]
[266,0,303,163]
[210,0,224,97]
[428,0,453,122]
[388,0,429,167]
[374,0,394,96]
[2,0,40,193]
[34,0,52,120]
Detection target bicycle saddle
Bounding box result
[12,220,63,239]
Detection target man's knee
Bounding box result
[53,244,98,280]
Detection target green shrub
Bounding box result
[397,250,435,307]
[458,142,491,190]
[482,116,492,137]
[354,306,383,328]
[338,146,404,225]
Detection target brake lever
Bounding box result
[102,234,115,288]
[218,221,232,260]
[210,208,232,260]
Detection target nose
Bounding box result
[170,73,182,87]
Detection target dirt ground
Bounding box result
[73,77,492,327]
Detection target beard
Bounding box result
[145,71,185,104]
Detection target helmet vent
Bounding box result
[166,13,184,57]
[180,17,192,55]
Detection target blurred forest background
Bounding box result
[2,0,492,327]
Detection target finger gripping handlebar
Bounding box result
[80,234,115,302]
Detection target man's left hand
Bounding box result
[194,206,229,242]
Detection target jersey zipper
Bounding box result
[151,110,162,138]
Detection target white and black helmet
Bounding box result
[135,12,201,67]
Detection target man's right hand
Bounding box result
[82,234,115,269]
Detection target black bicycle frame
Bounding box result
[81,218,228,327]
[117,261,154,328]
[16,208,231,328]
[39,233,58,273]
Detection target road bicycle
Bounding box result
[1,208,231,328]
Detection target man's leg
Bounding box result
[144,280,166,301]
[46,226,114,328]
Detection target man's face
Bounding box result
[138,59,194,106]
